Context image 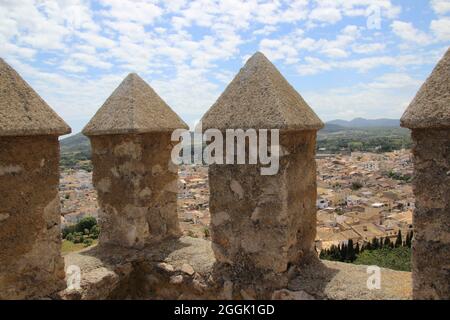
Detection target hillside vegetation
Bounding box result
[59,119,412,169]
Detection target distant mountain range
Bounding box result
[326,118,400,128]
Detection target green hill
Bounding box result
[60,133,91,170]
[61,133,90,154]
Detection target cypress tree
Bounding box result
[319,249,326,259]
[333,245,340,260]
[371,237,379,250]
[406,230,413,248]
[395,230,403,247]
[346,239,356,262]
[384,237,391,248]
[339,244,345,261]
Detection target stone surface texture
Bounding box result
[201,52,324,131]
[83,73,188,136]
[59,237,412,300]
[0,136,66,299]
[401,47,450,129]
[208,132,318,294]
[410,129,450,299]
[90,133,181,248]
[0,58,71,136]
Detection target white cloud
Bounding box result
[253,25,278,36]
[365,73,422,89]
[430,18,450,42]
[0,0,444,130]
[260,25,361,63]
[309,6,342,24]
[304,72,421,121]
[99,0,163,24]
[296,49,444,75]
[431,0,450,15]
[306,86,414,121]
[151,66,220,117]
[391,21,432,45]
[297,57,332,75]
[352,43,386,54]
[259,38,299,63]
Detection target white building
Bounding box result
[317,198,329,209]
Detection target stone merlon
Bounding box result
[82,73,188,136]
[401,47,450,129]
[0,58,71,137]
[201,52,324,131]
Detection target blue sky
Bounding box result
[1,0,449,134]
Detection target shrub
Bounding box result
[62,225,77,238]
[65,233,74,242]
[351,181,363,190]
[72,232,84,244]
[90,225,100,239]
[62,216,100,242]
[353,247,411,272]
[83,238,93,247]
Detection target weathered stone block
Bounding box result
[0,136,65,299]
[90,133,181,248]
[209,132,317,278]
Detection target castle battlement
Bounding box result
[0,50,449,300]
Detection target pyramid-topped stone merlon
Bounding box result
[83,73,188,136]
[201,52,324,131]
[401,47,450,129]
[0,58,71,137]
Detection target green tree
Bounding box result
[76,216,97,233]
